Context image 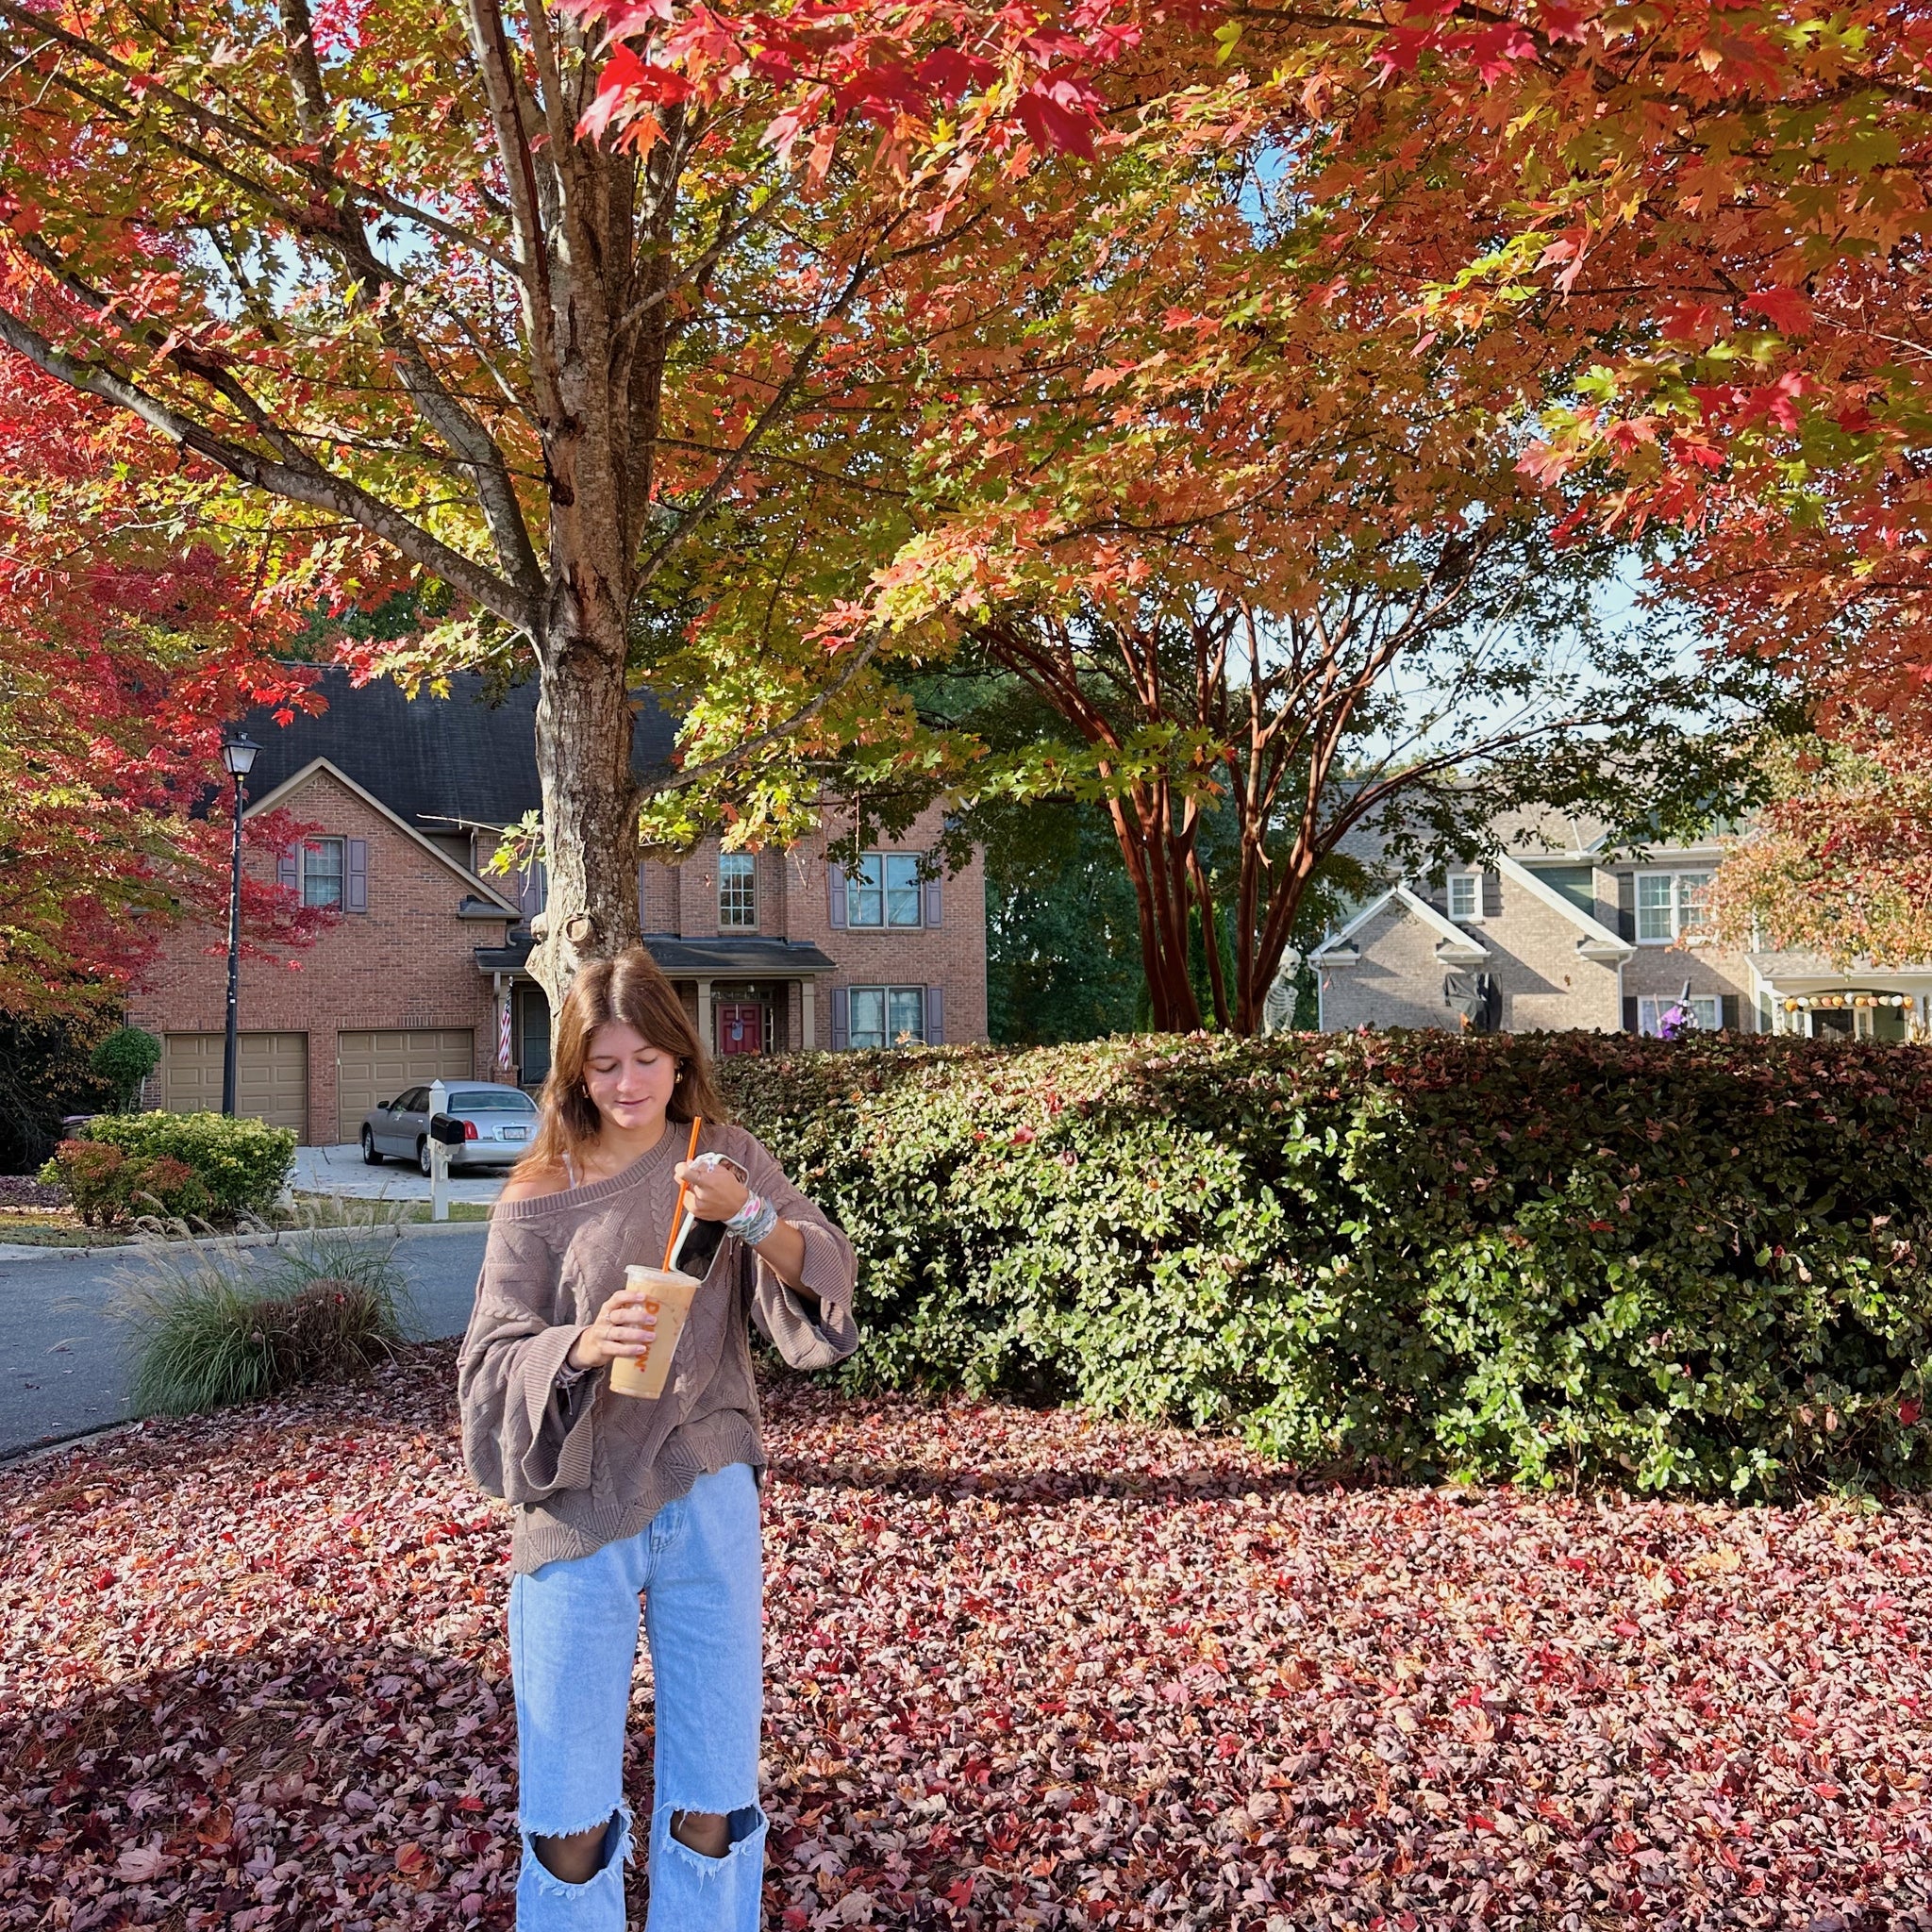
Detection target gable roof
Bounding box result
[233,667,677,834]
[1311,884,1491,965]
[247,756,522,916]
[1495,855,1632,959]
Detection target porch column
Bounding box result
[801,977,817,1051]
[695,977,713,1053]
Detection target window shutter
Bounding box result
[345,838,368,912]
[276,845,298,895]
[637,860,650,928]
[1622,996,1640,1034]
[829,986,850,1051]
[924,985,943,1045]
[1721,993,1740,1032]
[923,873,942,927]
[1616,873,1636,942]
[827,862,847,929]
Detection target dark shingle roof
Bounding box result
[238,668,677,832]
[474,933,838,977]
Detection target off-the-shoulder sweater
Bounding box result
[456,1121,858,1574]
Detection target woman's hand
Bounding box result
[675,1156,749,1224]
[567,1289,658,1372]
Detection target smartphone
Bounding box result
[668,1206,727,1278]
[667,1151,748,1277]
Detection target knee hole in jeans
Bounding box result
[670,1809,729,1859]
[532,1810,624,1884]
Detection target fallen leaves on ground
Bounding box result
[3,1345,1931,1929]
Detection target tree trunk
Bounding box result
[1104,789,1203,1033]
[525,595,643,1013]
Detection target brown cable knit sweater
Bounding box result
[457,1122,858,1573]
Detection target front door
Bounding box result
[717,1003,764,1057]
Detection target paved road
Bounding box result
[0,1223,489,1461]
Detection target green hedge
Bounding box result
[722,1033,1932,1497]
[51,1111,295,1219]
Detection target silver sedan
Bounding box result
[360,1084,539,1174]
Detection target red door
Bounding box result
[717,1003,764,1057]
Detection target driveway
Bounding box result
[0,1223,490,1461]
[294,1142,507,1204]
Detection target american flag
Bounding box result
[498,997,513,1070]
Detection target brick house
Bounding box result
[129,672,988,1143]
[1309,813,1932,1042]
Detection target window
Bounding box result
[1637,994,1721,1036]
[1446,874,1481,923]
[848,985,928,1048]
[303,837,345,908]
[847,853,924,928]
[448,1089,537,1112]
[718,852,757,929]
[1635,872,1711,943]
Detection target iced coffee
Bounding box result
[608,1265,702,1399]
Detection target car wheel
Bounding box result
[417,1138,434,1177]
[360,1126,384,1167]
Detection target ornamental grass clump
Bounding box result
[722,1030,1932,1500]
[118,1221,412,1416]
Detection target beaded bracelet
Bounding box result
[725,1191,780,1247]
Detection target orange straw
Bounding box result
[659,1116,704,1270]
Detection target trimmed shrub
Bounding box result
[119,1226,410,1414]
[722,1032,1932,1498]
[40,1140,212,1227]
[90,1026,162,1111]
[58,1111,295,1218]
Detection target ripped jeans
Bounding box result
[508,1461,766,1930]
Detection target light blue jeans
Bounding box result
[508,1461,766,1930]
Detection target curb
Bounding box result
[0,1217,491,1266]
[0,1418,142,1469]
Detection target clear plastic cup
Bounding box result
[608,1265,702,1399]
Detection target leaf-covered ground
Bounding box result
[5,1345,1931,1930]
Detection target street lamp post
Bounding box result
[219,735,259,1118]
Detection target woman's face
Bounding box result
[580,1021,679,1136]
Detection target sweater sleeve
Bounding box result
[457,1216,596,1505]
[734,1134,860,1372]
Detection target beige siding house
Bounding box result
[1312,821,1932,1041]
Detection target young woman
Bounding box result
[458,948,858,1931]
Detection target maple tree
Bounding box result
[0,0,1136,1009]
[0,342,327,1020]
[824,90,1781,1035]
[1200,0,1932,842]
[1700,723,1932,968]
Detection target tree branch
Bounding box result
[0,305,533,629]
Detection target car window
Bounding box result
[398,1087,427,1111]
[450,1089,536,1111]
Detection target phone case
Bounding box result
[668,1206,728,1278]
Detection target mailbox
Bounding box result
[427,1113,468,1148]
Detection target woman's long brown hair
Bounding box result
[512,948,729,1186]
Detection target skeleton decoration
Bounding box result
[1262,948,1304,1034]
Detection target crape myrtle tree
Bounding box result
[943,547,1774,1037]
[0,0,1141,1008]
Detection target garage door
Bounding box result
[336,1029,475,1143]
[162,1033,308,1137]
